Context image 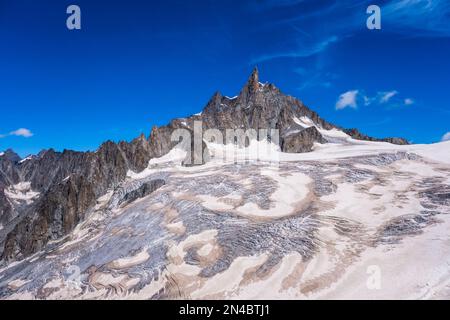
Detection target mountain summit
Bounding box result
[240,67,261,102]
[150,69,408,158]
[0,149,21,163]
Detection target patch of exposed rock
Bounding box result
[282,127,326,153]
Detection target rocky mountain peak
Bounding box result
[138,132,147,140]
[202,91,223,114]
[247,66,259,88]
[239,67,261,103]
[0,149,21,163]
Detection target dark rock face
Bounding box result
[0,190,13,231]
[0,149,21,163]
[117,179,166,207]
[149,124,184,158]
[0,137,155,261]
[0,152,21,233]
[0,151,20,186]
[119,133,154,172]
[0,68,409,262]
[2,174,96,259]
[282,127,326,153]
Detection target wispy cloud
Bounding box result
[442,132,450,142]
[379,91,398,103]
[251,36,338,64]
[372,91,414,107]
[249,0,450,66]
[336,90,359,110]
[0,128,34,138]
[383,0,450,37]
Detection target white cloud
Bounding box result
[336,90,359,110]
[10,128,33,138]
[379,91,398,103]
[336,89,415,111]
[404,98,414,105]
[442,132,450,142]
[10,128,34,138]
[0,128,34,138]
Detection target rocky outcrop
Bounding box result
[0,190,13,231]
[0,151,21,233]
[2,173,96,259]
[343,128,409,145]
[117,179,166,207]
[119,133,154,172]
[282,127,326,153]
[0,150,20,186]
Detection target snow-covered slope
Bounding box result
[0,140,449,299]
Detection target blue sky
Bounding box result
[1,0,449,157]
